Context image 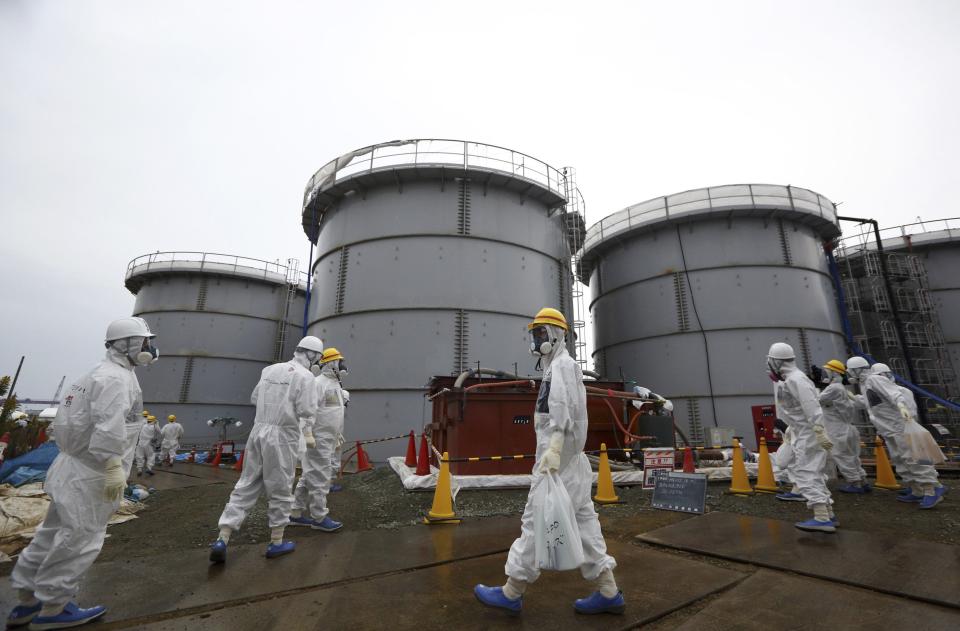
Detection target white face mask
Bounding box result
[310,363,322,376]
[117,337,158,366]
[529,327,553,357]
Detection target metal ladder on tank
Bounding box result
[562,167,588,371]
[273,258,300,362]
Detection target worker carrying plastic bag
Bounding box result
[533,471,584,571]
[474,308,624,616]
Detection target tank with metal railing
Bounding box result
[124,251,307,445]
[579,184,845,444]
[299,139,581,460]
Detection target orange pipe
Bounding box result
[463,380,536,392]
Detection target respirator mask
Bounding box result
[118,336,159,367]
[529,326,554,357]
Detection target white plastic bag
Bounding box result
[900,421,946,465]
[533,472,584,571]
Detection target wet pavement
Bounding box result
[671,570,960,630]
[638,511,960,609]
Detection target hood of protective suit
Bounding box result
[292,351,314,370]
[537,324,568,370]
[105,346,137,372]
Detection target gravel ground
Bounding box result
[86,465,959,564]
[2,465,955,572]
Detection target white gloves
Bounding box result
[813,425,833,451]
[898,403,914,423]
[304,429,317,449]
[341,389,350,405]
[337,433,345,448]
[538,431,563,473]
[103,457,126,502]
[662,399,674,413]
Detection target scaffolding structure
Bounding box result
[837,235,960,431]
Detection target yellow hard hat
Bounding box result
[167,414,177,421]
[823,359,846,375]
[528,307,568,331]
[147,415,157,422]
[321,347,344,364]
[142,410,150,417]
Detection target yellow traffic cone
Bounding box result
[424,451,461,524]
[593,443,621,504]
[873,436,902,490]
[727,438,754,495]
[754,437,779,493]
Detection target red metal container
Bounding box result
[428,376,644,475]
[751,404,782,452]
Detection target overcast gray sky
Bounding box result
[2,0,958,399]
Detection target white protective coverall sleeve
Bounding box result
[505,347,616,584]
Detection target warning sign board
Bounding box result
[652,471,708,514]
[642,448,675,490]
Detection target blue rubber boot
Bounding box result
[838,484,868,494]
[794,518,837,533]
[6,601,41,627]
[312,516,343,532]
[474,585,522,616]
[28,603,106,630]
[919,494,943,510]
[209,539,227,563]
[898,487,913,496]
[289,515,314,527]
[935,485,949,498]
[775,492,805,502]
[574,591,626,615]
[896,493,923,503]
[330,484,343,492]
[266,541,295,558]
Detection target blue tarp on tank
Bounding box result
[0,442,60,486]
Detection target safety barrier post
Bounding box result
[754,437,779,493]
[424,452,460,525]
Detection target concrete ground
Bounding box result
[2,463,959,630]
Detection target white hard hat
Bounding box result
[106,317,155,341]
[870,362,891,375]
[296,336,324,353]
[846,356,869,371]
[767,342,795,360]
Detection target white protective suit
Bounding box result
[160,421,183,463]
[860,375,939,488]
[773,364,832,507]
[11,348,142,607]
[505,338,616,583]
[292,367,344,520]
[135,422,161,473]
[819,380,866,484]
[771,427,797,487]
[218,356,318,530]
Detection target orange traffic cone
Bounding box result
[424,451,460,524]
[754,437,779,493]
[727,438,754,495]
[682,447,696,473]
[356,442,373,472]
[405,431,418,467]
[593,443,621,504]
[873,436,901,490]
[416,434,431,476]
[233,449,245,472]
[209,444,223,467]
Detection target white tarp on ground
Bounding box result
[0,483,144,561]
[387,457,763,491]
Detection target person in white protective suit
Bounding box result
[160,414,183,466]
[135,415,161,476]
[474,308,624,616]
[8,317,157,630]
[767,343,837,532]
[846,359,947,509]
[329,388,349,493]
[290,347,347,532]
[209,336,321,563]
[818,360,869,493]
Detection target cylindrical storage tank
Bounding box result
[125,252,307,445]
[580,185,845,444]
[300,140,575,459]
[874,222,960,395]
